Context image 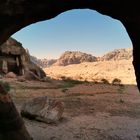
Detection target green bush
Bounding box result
[0,81,11,92]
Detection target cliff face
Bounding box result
[0,38,46,79]
[31,48,133,68]
[100,48,132,61]
[53,51,97,66]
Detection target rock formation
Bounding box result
[100,48,132,61]
[0,37,46,79]
[53,51,97,66]
[37,48,132,67]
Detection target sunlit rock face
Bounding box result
[0,0,140,89]
[53,51,97,66]
[100,48,133,61]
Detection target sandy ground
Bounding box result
[44,60,136,85]
[3,78,140,140]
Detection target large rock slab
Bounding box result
[21,96,64,123]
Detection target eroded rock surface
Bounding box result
[100,48,132,61]
[0,37,46,80]
[21,96,64,123]
[53,51,97,66]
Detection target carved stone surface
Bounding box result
[0,37,46,80]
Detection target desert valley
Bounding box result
[1,38,140,140]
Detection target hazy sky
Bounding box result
[12,9,132,59]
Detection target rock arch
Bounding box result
[0,0,140,139]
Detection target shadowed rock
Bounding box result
[0,37,46,80]
[30,56,57,68]
[0,84,32,140]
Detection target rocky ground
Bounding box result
[2,77,140,140]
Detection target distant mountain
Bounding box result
[44,48,135,85]
[100,48,132,61]
[53,51,97,66]
[30,56,57,68]
[30,48,133,68]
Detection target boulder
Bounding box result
[5,72,17,78]
[21,96,64,123]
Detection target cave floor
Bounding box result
[3,78,140,140]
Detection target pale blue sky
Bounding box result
[12,9,132,59]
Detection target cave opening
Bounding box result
[12,9,134,85]
[0,2,140,139]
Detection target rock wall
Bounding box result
[0,37,46,79]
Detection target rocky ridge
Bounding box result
[33,48,132,68]
[52,51,97,66]
[100,48,132,61]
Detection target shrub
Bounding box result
[101,79,110,84]
[59,77,84,89]
[112,78,121,85]
[0,81,11,92]
[61,76,83,84]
